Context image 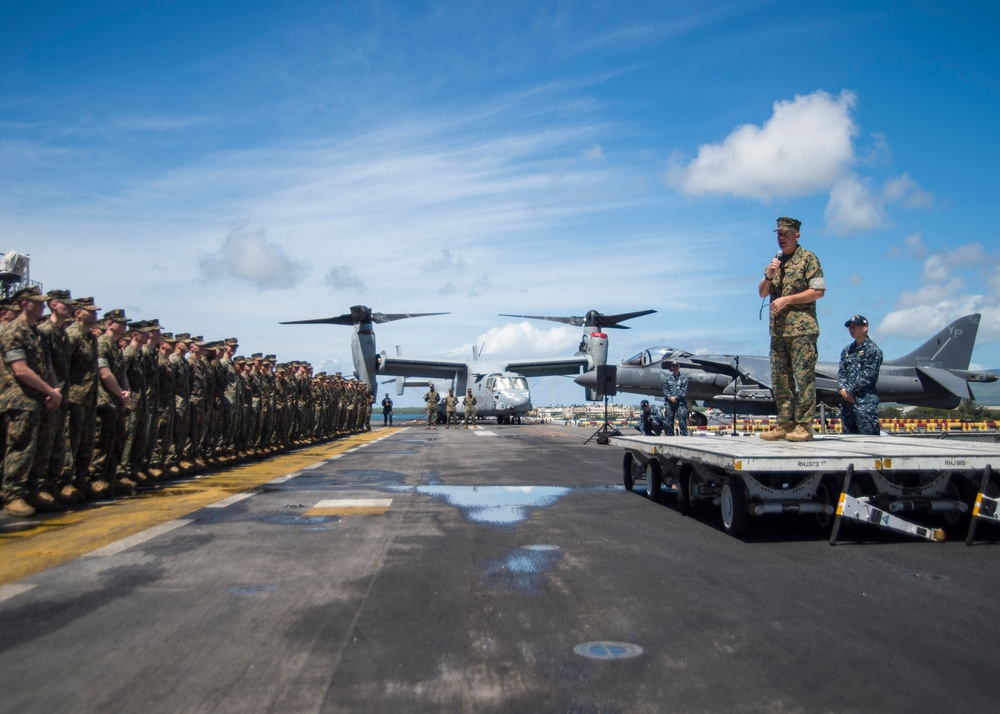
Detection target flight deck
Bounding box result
[610,432,1000,541]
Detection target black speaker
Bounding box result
[595,365,617,397]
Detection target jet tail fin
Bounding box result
[884,314,982,370]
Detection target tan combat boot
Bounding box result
[57,484,83,505]
[785,424,814,442]
[5,497,36,517]
[759,422,794,441]
[29,490,62,512]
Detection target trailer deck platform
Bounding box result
[610,432,1000,541]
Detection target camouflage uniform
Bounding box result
[636,401,663,436]
[169,347,191,465]
[424,386,439,428]
[151,344,176,470]
[444,390,459,428]
[1,316,49,503]
[93,319,129,484]
[120,333,147,477]
[65,315,100,489]
[218,350,239,457]
[462,390,477,428]
[838,334,883,435]
[188,347,209,464]
[660,367,689,436]
[763,222,825,431]
[33,314,72,492]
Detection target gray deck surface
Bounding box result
[1,424,998,713]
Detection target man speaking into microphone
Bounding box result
[757,217,826,442]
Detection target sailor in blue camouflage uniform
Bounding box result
[635,399,663,436]
[660,359,689,436]
[838,315,883,435]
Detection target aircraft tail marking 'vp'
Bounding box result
[884,313,981,371]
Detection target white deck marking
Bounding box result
[83,519,193,558]
[205,491,258,509]
[473,430,497,436]
[0,583,36,603]
[266,471,300,484]
[303,461,327,470]
[305,498,393,516]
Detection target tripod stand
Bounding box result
[584,393,621,445]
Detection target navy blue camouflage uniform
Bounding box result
[661,368,689,436]
[635,401,663,436]
[838,335,883,435]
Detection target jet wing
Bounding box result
[916,366,975,400]
[690,355,774,389]
[503,356,591,378]
[379,355,469,380]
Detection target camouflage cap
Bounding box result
[249,353,262,360]
[265,354,276,362]
[129,319,147,332]
[174,332,191,341]
[103,308,130,325]
[160,332,176,342]
[224,337,239,346]
[74,296,100,311]
[46,289,76,305]
[11,285,50,303]
[774,216,802,233]
[844,314,869,327]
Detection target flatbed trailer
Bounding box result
[610,432,999,542]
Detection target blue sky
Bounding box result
[3,0,999,407]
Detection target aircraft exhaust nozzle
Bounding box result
[589,332,608,368]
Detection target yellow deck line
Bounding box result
[0,430,389,586]
[305,498,393,516]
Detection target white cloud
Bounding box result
[199,226,303,290]
[324,265,366,292]
[880,242,1000,345]
[883,172,933,209]
[667,90,857,200]
[886,232,927,260]
[423,249,467,272]
[440,322,579,360]
[582,144,604,161]
[825,172,933,235]
[824,175,884,234]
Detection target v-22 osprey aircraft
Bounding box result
[281,306,655,423]
[574,314,997,414]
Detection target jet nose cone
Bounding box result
[575,371,597,387]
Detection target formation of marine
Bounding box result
[0,287,373,518]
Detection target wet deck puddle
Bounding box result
[416,486,571,526]
[481,544,562,593]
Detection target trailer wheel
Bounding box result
[675,464,693,516]
[622,453,635,491]
[720,478,747,537]
[814,477,840,530]
[646,460,662,502]
[942,476,972,533]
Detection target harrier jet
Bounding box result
[573,314,996,414]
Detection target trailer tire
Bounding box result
[675,464,693,516]
[720,477,748,537]
[814,477,840,530]
[942,476,972,533]
[646,460,662,502]
[622,453,635,491]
